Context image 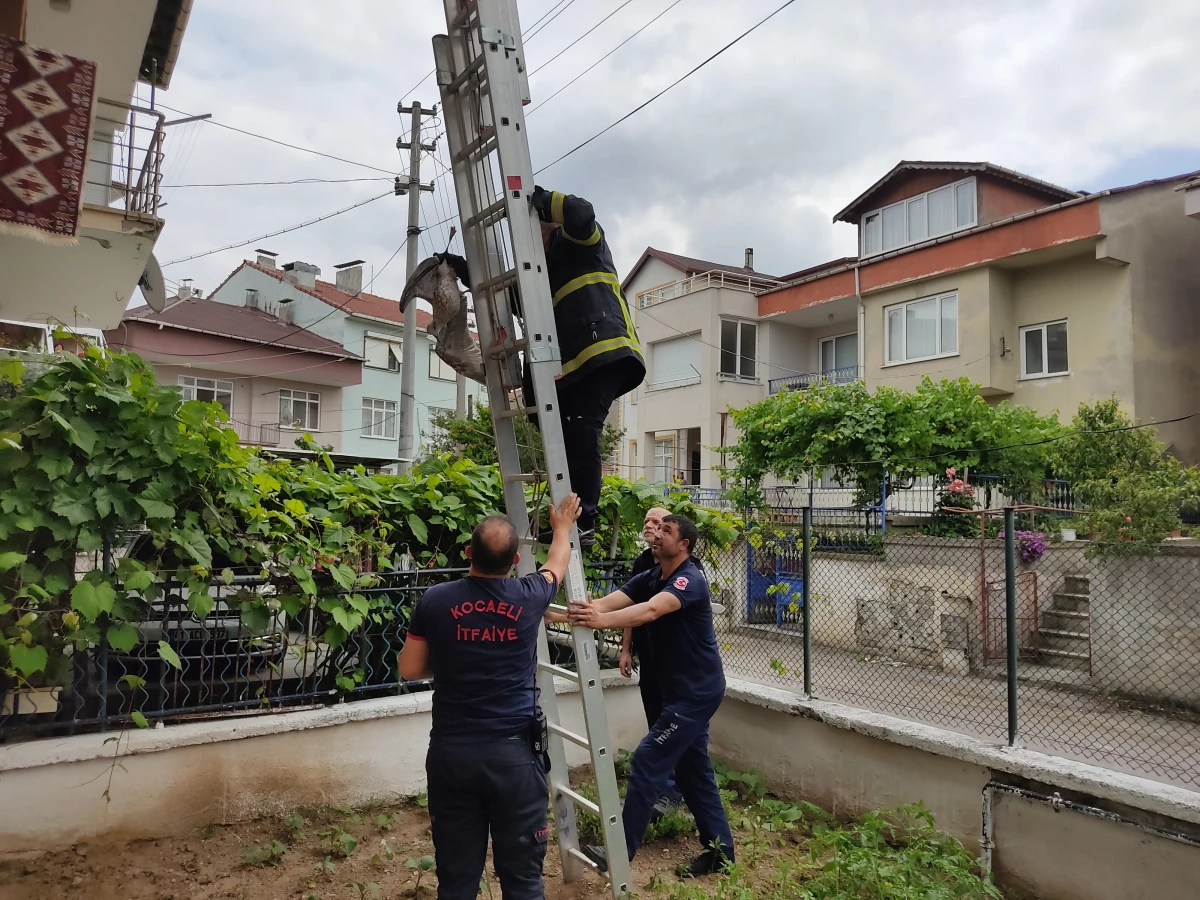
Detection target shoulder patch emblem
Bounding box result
[673,576,689,590]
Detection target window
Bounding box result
[649,335,701,389]
[426,406,454,442]
[428,346,456,381]
[1020,321,1068,378]
[860,177,978,257]
[654,437,674,483]
[279,389,320,430]
[178,376,233,414]
[361,397,398,439]
[819,333,858,379]
[364,333,402,371]
[884,292,958,365]
[719,319,757,379]
[629,439,638,471]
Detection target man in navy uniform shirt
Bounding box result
[568,514,734,878]
[399,493,581,900]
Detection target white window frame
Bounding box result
[860,177,978,257]
[819,332,858,378]
[629,439,638,473]
[1019,319,1069,379]
[425,406,454,442]
[883,292,959,366]
[428,345,457,382]
[649,334,702,390]
[363,332,402,372]
[178,376,234,414]
[361,397,398,439]
[279,389,321,431]
[718,317,758,381]
[653,435,675,483]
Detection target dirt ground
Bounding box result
[0,798,712,900]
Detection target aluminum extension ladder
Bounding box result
[432,2,631,896]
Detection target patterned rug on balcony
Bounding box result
[0,36,97,244]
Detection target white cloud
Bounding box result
[150,0,1200,299]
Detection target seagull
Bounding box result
[398,246,485,385]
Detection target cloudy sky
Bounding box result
[148,0,1200,300]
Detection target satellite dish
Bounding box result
[139,253,168,312]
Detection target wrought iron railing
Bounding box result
[768,365,859,394]
[230,419,282,447]
[637,270,786,309]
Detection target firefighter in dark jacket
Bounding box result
[526,185,645,546]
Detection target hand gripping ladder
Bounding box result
[433,2,631,896]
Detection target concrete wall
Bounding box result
[711,681,1200,900]
[0,676,646,855]
[1100,181,1200,463]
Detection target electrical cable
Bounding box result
[155,102,398,175]
[163,177,393,189]
[527,0,688,116]
[535,0,800,175]
[524,0,581,41]
[162,191,394,266]
[527,0,637,77]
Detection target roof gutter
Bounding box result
[760,190,1108,301]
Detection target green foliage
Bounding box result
[315,824,358,858]
[405,854,436,894]
[243,840,287,866]
[1054,399,1200,552]
[728,377,1061,507]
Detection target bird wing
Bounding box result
[432,292,486,384]
[398,256,443,312]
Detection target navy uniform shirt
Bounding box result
[407,570,559,738]
[620,557,725,704]
[628,548,657,671]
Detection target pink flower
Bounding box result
[946,467,956,478]
[1125,516,1132,522]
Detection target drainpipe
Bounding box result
[855,264,865,382]
[979,780,1200,877]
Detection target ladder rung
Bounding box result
[503,472,539,483]
[447,54,486,94]
[485,337,528,359]
[450,0,478,28]
[556,785,599,816]
[548,722,591,748]
[566,847,601,872]
[456,131,498,165]
[494,405,536,420]
[538,661,580,683]
[473,269,519,294]
[547,602,568,614]
[464,198,508,230]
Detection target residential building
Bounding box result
[759,161,1200,463]
[205,255,485,467]
[616,248,786,487]
[105,290,364,458]
[0,0,193,329]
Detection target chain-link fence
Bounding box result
[711,507,1200,790]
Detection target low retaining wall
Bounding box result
[0,675,647,856]
[711,679,1200,900]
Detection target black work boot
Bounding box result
[581,844,608,874]
[676,848,732,878]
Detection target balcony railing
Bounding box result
[638,269,786,309]
[230,420,281,447]
[768,365,860,394]
[84,99,166,223]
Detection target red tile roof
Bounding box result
[240,261,435,330]
[120,299,358,358]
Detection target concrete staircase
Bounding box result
[1033,575,1092,671]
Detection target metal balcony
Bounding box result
[768,365,860,394]
[637,269,786,309]
[84,99,166,224]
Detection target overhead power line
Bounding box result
[163,191,393,266]
[163,177,393,189]
[155,103,397,175]
[528,0,637,77]
[535,0,800,174]
[527,0,688,116]
[524,0,581,41]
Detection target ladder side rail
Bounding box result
[472,2,633,893]
[434,28,583,883]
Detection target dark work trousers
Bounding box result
[535,366,626,532]
[622,694,735,861]
[637,670,683,804]
[427,735,549,900]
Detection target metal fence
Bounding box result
[0,561,636,745]
[712,507,1200,790]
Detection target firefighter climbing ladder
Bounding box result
[432,1,632,896]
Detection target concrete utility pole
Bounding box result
[396,100,437,474]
